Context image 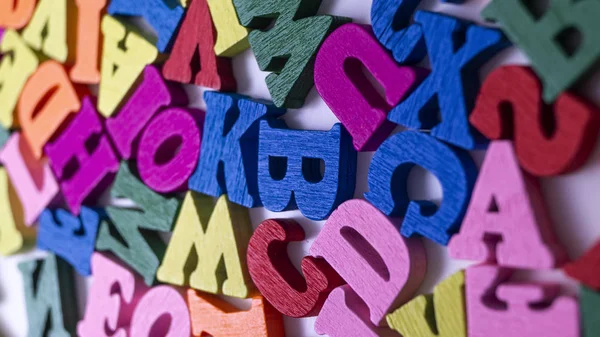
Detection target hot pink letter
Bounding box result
[130,285,191,336]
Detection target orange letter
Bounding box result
[0,0,37,29]
[70,0,107,83]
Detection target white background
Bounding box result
[1,0,600,336]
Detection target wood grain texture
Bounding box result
[207,0,249,57]
[387,271,466,337]
[471,65,600,177]
[98,15,158,117]
[564,240,600,290]
[37,207,102,276]
[18,60,81,159]
[130,285,191,337]
[448,141,568,269]
[163,0,236,91]
[315,285,399,337]
[482,0,600,103]
[78,253,148,337]
[0,0,36,29]
[247,218,344,317]
[19,254,78,337]
[0,167,36,255]
[0,133,59,225]
[106,65,189,159]
[387,11,510,150]
[21,0,75,63]
[188,91,285,208]
[314,23,427,151]
[311,199,426,325]
[45,97,119,215]
[137,107,203,193]
[581,286,600,337]
[157,192,254,298]
[364,131,477,246]
[0,30,38,128]
[70,0,107,84]
[96,162,182,286]
[466,265,579,337]
[187,290,284,337]
[370,0,428,64]
[258,121,357,220]
[107,0,184,52]
[233,0,349,108]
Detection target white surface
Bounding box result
[1,0,599,336]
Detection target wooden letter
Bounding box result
[22,0,74,62]
[448,141,567,269]
[247,219,344,317]
[163,0,236,91]
[19,254,78,337]
[0,168,36,255]
[207,0,249,57]
[387,271,466,337]
[0,0,37,29]
[70,0,107,83]
[581,286,600,337]
[188,290,284,337]
[311,199,426,324]
[98,15,158,117]
[157,192,253,298]
[130,286,191,337]
[471,65,600,176]
[564,240,600,290]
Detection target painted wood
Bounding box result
[188,290,284,337]
[247,218,344,317]
[130,286,191,337]
[233,0,349,108]
[137,107,203,193]
[70,0,107,84]
[21,0,72,62]
[466,265,579,337]
[387,271,466,337]
[471,65,600,177]
[157,192,254,298]
[0,133,59,225]
[0,0,36,29]
[19,254,78,337]
[18,60,81,159]
[188,91,285,208]
[448,141,568,269]
[310,199,426,324]
[45,97,119,215]
[581,286,600,337]
[387,11,510,150]
[162,0,236,91]
[314,23,427,151]
[482,0,600,102]
[365,131,477,245]
[0,167,36,255]
[207,0,249,57]
[564,240,600,290]
[0,30,38,128]
[105,65,189,159]
[258,121,356,220]
[96,162,182,286]
[98,15,158,117]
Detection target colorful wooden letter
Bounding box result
[483,0,600,102]
[106,65,188,159]
[188,291,285,337]
[0,0,37,29]
[18,60,81,159]
[70,0,107,83]
[162,0,236,91]
[96,162,182,285]
[38,207,102,276]
[0,168,36,255]
[21,0,73,62]
[0,134,59,225]
[137,107,203,193]
[98,15,158,117]
[19,254,78,337]
[581,286,600,337]
[466,265,579,337]
[448,141,567,269]
[387,271,466,337]
[564,240,600,290]
[233,0,348,108]
[471,65,600,177]
[188,92,285,208]
[387,11,509,150]
[0,30,39,128]
[130,286,191,337]
[157,192,253,298]
[258,121,357,220]
[311,199,426,324]
[365,131,477,245]
[207,0,249,57]
[247,219,344,317]
[314,23,426,151]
